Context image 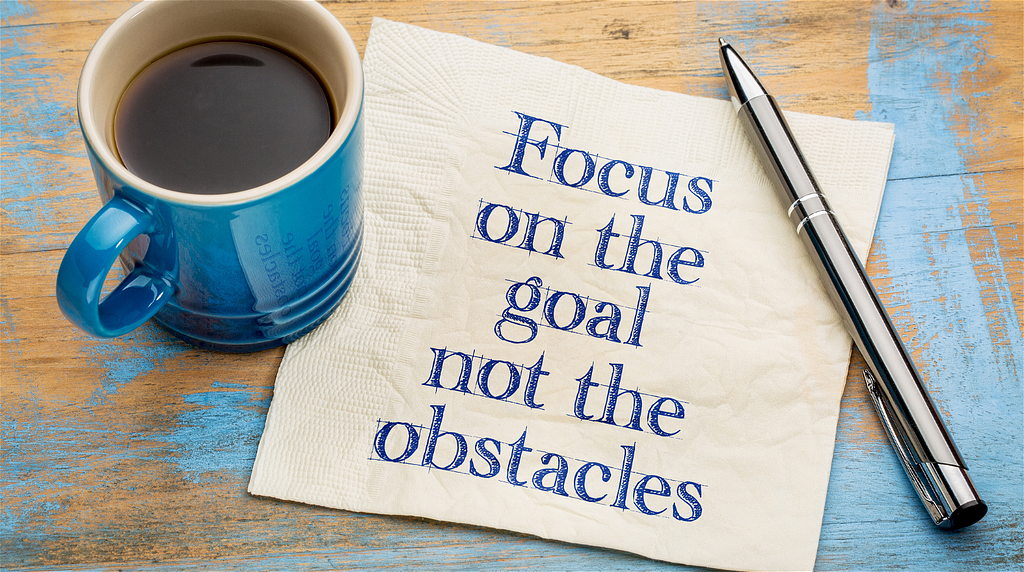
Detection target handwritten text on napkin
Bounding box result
[370,110,713,521]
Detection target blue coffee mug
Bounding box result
[57,0,363,352]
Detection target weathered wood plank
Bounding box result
[817,2,1022,570]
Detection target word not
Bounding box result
[473,200,568,259]
[423,348,547,409]
[497,112,713,214]
[595,214,705,285]
[574,363,686,436]
[494,276,649,346]
[371,404,704,521]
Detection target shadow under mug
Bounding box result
[56,0,364,352]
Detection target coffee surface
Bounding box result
[114,41,331,195]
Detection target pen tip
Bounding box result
[718,38,728,48]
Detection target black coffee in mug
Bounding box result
[114,41,332,195]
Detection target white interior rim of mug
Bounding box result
[77,0,363,206]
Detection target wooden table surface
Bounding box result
[2,1,1021,570]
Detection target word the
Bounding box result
[574,363,686,436]
[595,214,704,285]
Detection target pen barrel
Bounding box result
[737,94,986,528]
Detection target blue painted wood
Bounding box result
[817,2,1022,570]
[2,1,1019,570]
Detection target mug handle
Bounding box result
[56,194,177,338]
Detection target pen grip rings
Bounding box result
[787,193,834,235]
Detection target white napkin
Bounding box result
[249,18,894,572]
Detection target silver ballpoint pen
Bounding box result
[718,39,987,529]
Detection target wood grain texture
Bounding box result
[2,1,1020,570]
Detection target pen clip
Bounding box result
[862,369,944,521]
